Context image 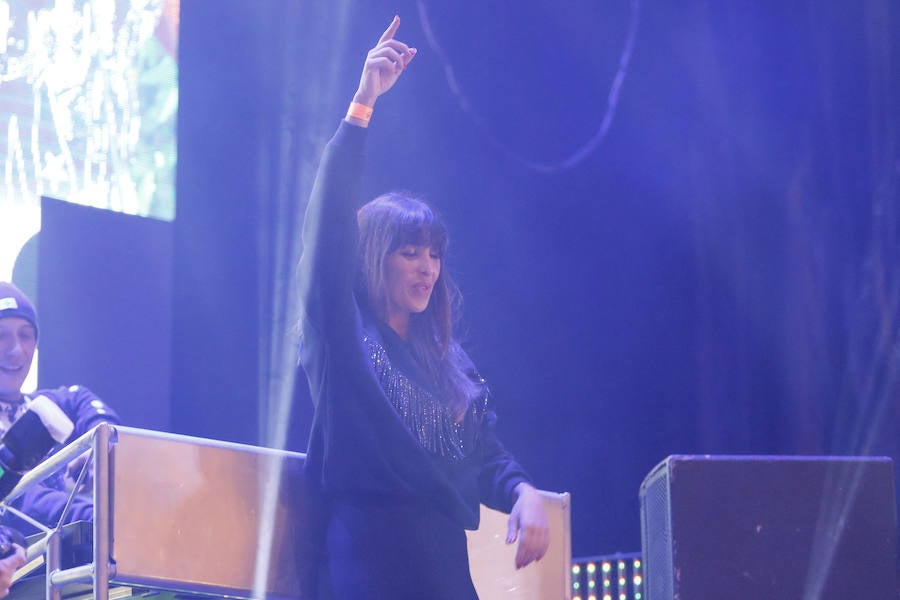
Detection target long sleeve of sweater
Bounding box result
[298,121,368,347]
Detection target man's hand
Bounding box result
[506,483,550,569]
[0,544,25,598]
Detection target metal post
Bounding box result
[92,423,112,600]
[44,530,60,600]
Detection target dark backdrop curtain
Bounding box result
[173,1,899,556]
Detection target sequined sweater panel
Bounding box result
[298,122,532,529]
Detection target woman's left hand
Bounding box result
[506,483,550,569]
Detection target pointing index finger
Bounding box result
[378,15,400,44]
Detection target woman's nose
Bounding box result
[420,258,437,277]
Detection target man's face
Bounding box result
[0,317,36,403]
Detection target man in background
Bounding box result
[0,281,120,535]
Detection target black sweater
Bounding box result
[298,121,531,529]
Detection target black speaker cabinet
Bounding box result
[640,455,898,599]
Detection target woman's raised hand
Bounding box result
[352,16,417,109]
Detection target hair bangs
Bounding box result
[386,198,448,257]
[390,217,448,256]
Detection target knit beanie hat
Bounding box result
[0,282,38,339]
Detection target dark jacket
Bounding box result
[5,385,120,535]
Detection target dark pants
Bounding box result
[319,495,479,600]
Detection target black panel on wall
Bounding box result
[171,2,262,444]
[37,196,173,432]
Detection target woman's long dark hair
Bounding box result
[356,191,478,418]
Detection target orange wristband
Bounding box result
[346,102,373,123]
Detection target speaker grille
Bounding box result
[639,458,672,600]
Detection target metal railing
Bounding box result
[2,423,114,600]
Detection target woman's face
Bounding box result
[384,244,441,322]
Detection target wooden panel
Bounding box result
[105,426,571,599]
[468,492,572,600]
[110,427,305,599]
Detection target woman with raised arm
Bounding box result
[298,16,550,599]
